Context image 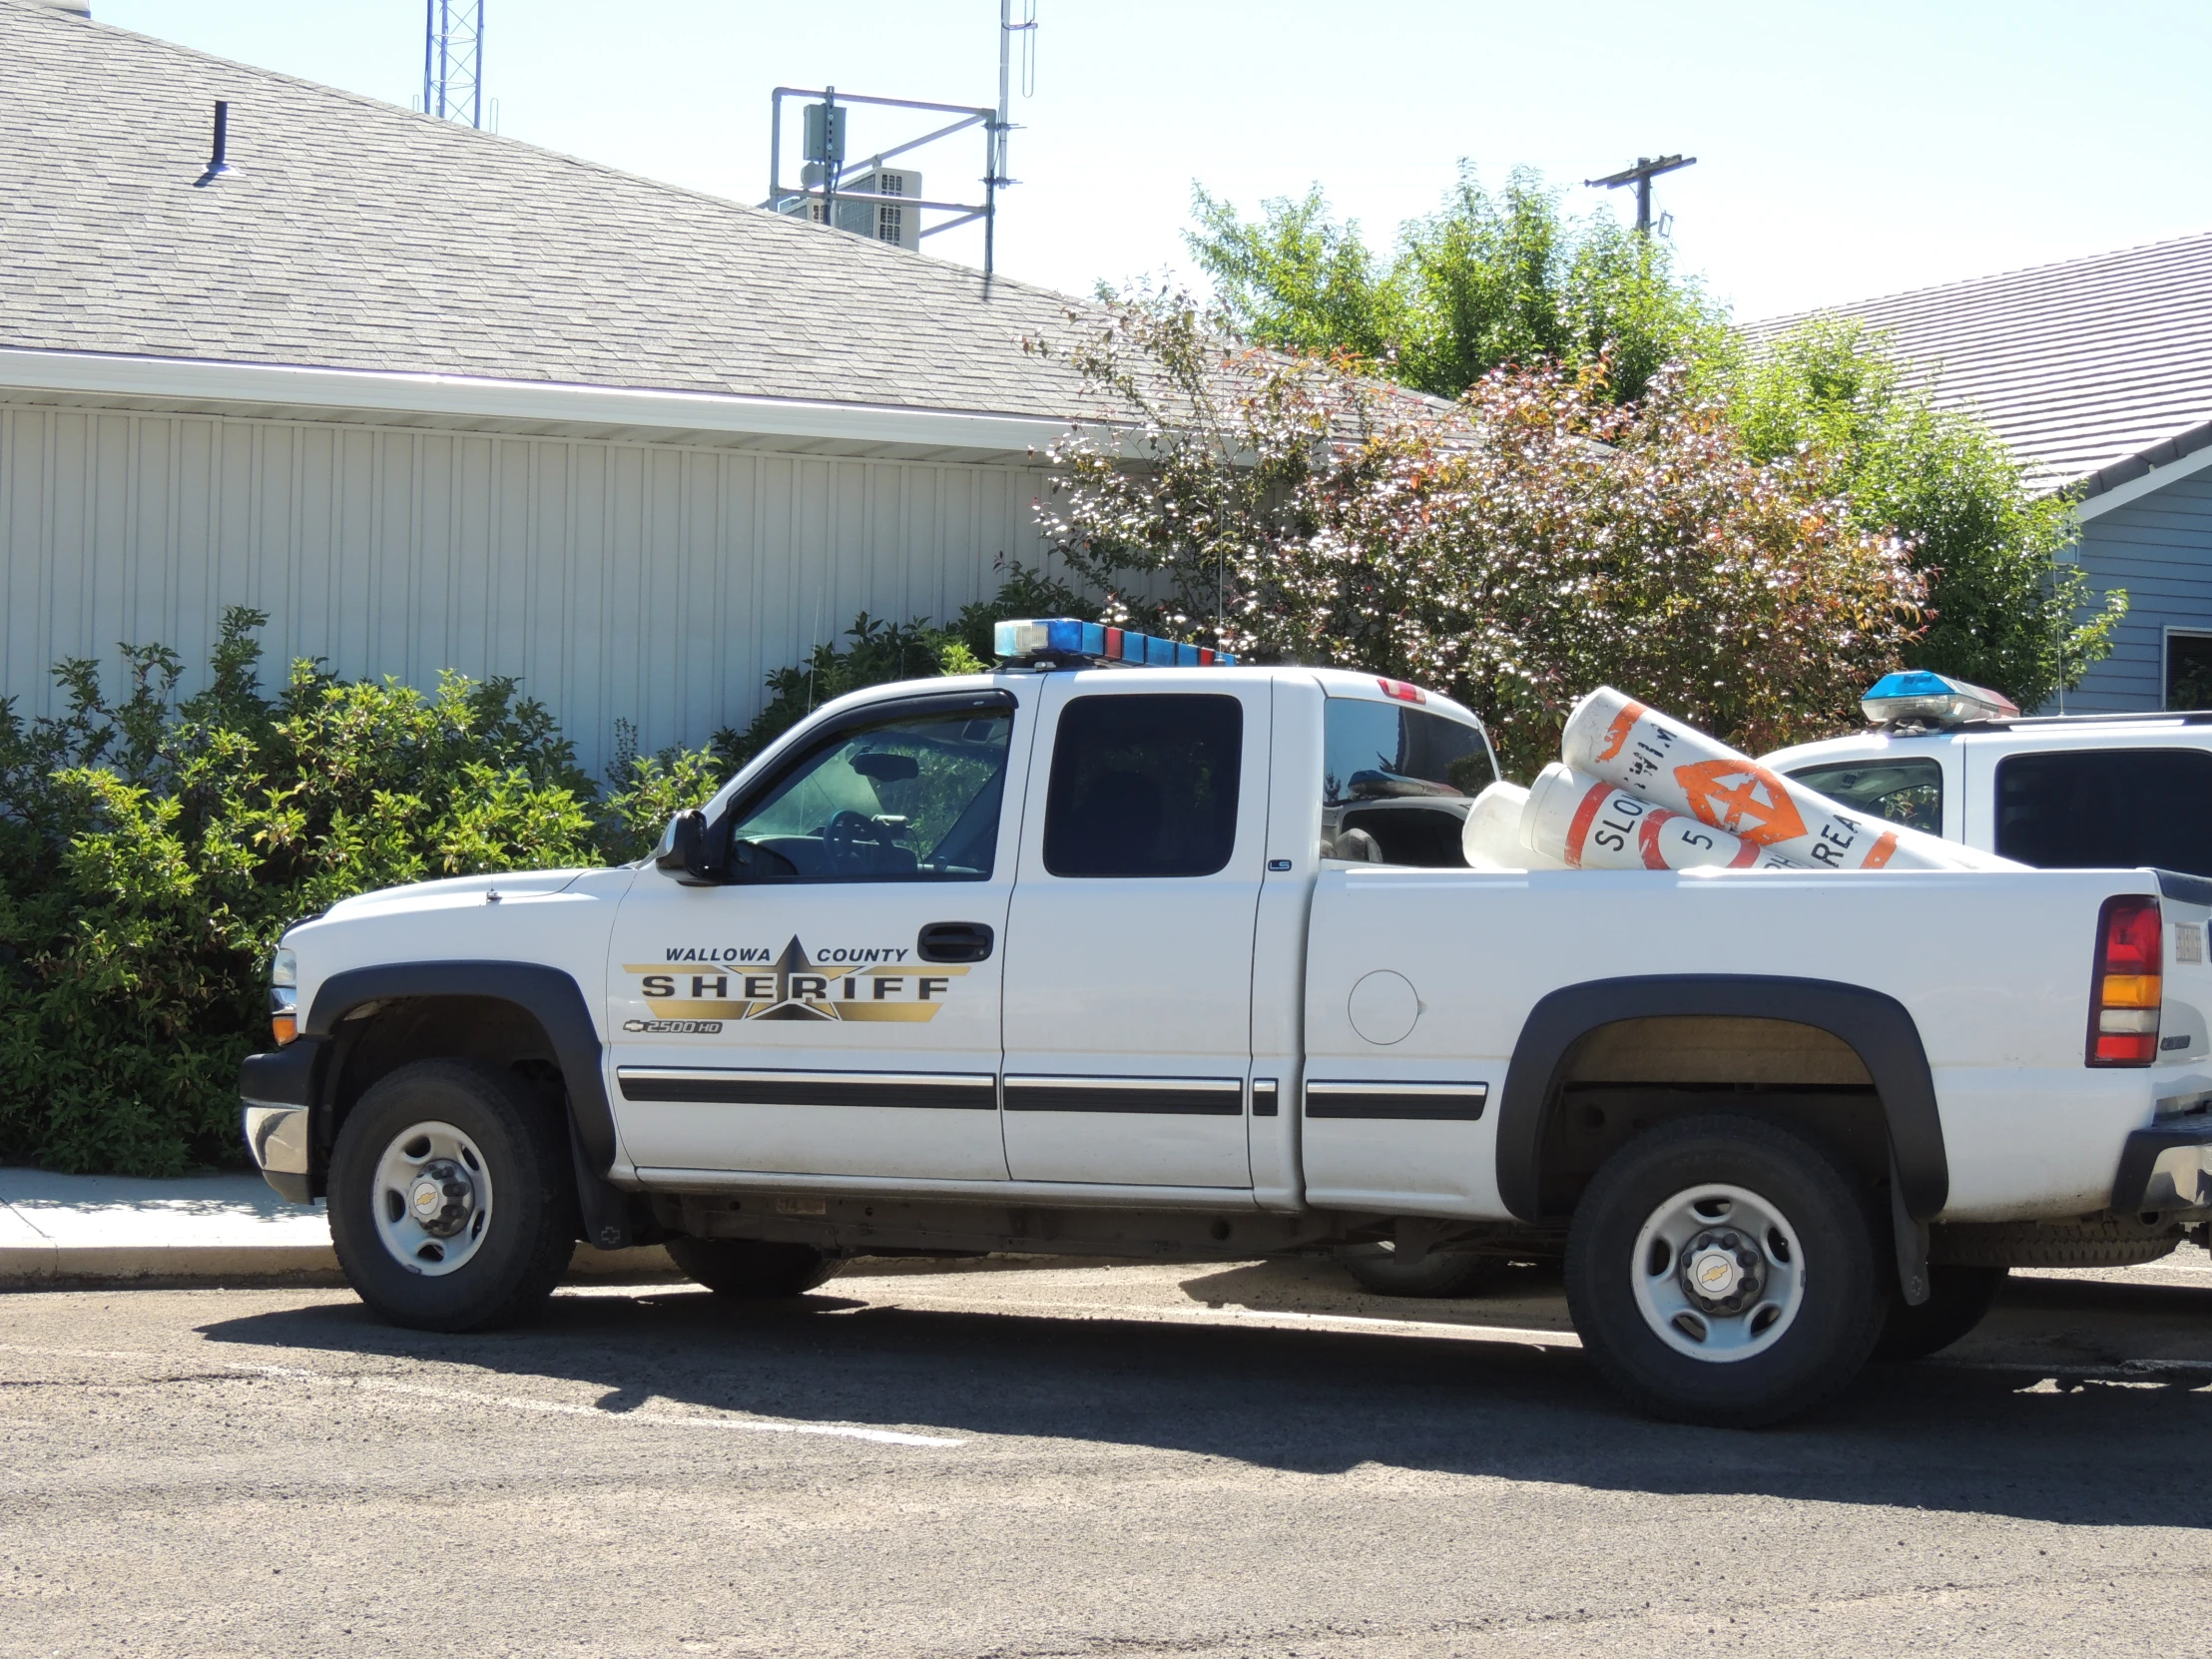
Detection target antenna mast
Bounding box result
[1584,153,1696,234]
[765,3,1034,284]
[421,0,486,130]
[986,0,1037,282]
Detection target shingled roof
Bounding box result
[0,0,1096,423]
[1755,232,2212,500]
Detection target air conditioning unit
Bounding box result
[775,167,921,253]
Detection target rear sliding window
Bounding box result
[1323,699,1495,805]
[1784,758,1943,836]
[1994,749,2212,876]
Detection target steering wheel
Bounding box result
[822,810,879,873]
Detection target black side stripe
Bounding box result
[1252,1079,1279,1118]
[616,1070,996,1110]
[1306,1082,1488,1121]
[1004,1077,1243,1116]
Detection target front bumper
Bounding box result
[2113,1121,2212,1215]
[243,1105,312,1203]
[238,1038,329,1205]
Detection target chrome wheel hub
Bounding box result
[1631,1185,1805,1364]
[371,1122,494,1277]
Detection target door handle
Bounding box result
[917,921,994,964]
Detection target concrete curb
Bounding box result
[0,1240,677,1290]
[0,1242,1118,1291]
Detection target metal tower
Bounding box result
[421,1,485,129]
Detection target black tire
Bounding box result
[668,1236,839,1299]
[327,1059,577,1332]
[1564,1114,1886,1428]
[1873,1264,2006,1364]
[1340,1244,1507,1298]
[1933,1217,2181,1269]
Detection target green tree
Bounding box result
[1187,165,1726,404]
[1038,300,1924,779]
[1728,316,2124,710]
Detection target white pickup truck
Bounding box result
[242,627,2212,1425]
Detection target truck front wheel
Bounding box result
[327,1060,578,1332]
[1564,1115,1885,1427]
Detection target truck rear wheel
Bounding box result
[1873,1264,2006,1363]
[327,1060,577,1332]
[1565,1115,1885,1427]
[668,1237,840,1299]
[1339,1243,1506,1298]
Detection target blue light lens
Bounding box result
[1145,635,1177,665]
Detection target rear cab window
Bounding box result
[1321,686,1497,866]
[1993,748,2212,877]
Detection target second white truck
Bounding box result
[242,625,2212,1425]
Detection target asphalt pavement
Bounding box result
[5,1254,2212,1658]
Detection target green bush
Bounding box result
[0,572,1076,1176]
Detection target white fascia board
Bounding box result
[2074,442,2212,522]
[0,347,1069,461]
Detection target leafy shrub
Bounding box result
[711,564,1096,772]
[0,571,1079,1175]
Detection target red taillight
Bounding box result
[2087,894,2162,1066]
[1378,678,1426,705]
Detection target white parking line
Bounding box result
[225,1362,962,1446]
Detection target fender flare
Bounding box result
[303,961,617,1174]
[1493,974,1947,1224]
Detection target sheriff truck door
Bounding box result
[607,688,1026,1183]
[999,674,1270,1191]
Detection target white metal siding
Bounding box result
[0,405,1053,778]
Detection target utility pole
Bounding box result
[1584,153,1695,233]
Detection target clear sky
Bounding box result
[95,0,2212,323]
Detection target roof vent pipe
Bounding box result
[200,101,238,184]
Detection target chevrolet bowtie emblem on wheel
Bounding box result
[623,935,968,1029]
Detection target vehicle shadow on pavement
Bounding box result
[197,1275,2212,1532]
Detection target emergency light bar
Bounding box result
[992,617,1237,668]
[1861,670,2019,728]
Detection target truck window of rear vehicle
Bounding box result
[1994,748,2212,876]
[1782,758,1943,836]
[1321,697,1494,866]
[1042,694,1242,877]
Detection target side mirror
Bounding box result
[653,810,720,886]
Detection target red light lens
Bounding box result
[1378,678,1426,705]
[2086,895,2162,1067]
[2101,899,2161,972]
[2095,1031,2159,1064]
[1104,627,1125,661]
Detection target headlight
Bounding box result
[269,947,298,1046]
